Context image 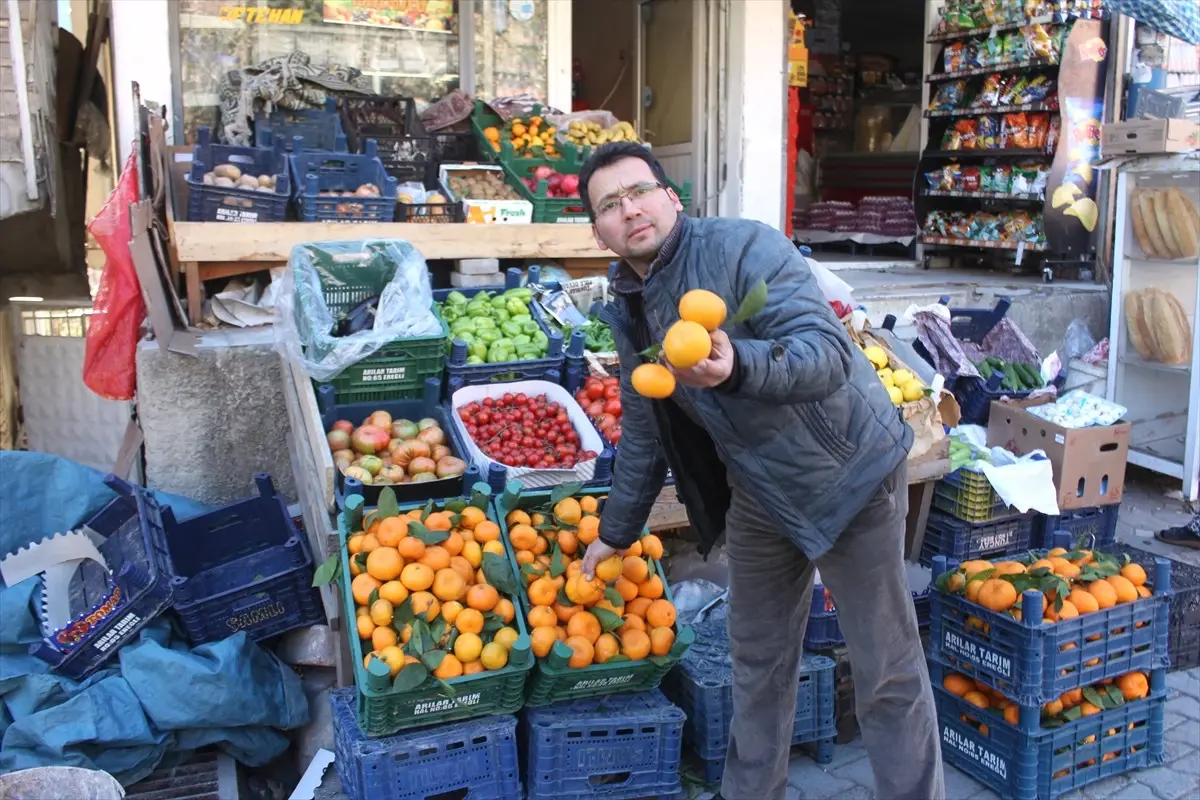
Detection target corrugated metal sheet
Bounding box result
[1,0,56,220]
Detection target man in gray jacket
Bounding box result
[577,143,944,800]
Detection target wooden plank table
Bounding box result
[170,220,615,326]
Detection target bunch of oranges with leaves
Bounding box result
[501,487,679,669]
[328,486,528,694]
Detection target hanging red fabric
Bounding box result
[83,148,145,401]
[786,87,800,238]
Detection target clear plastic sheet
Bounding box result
[273,239,442,382]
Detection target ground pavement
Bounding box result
[707,472,1200,800]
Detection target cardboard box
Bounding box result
[1101,119,1200,157]
[440,165,532,225]
[986,400,1130,511]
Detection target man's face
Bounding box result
[587,157,683,262]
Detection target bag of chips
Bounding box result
[929,80,968,111]
[1027,112,1050,149]
[987,164,1013,194]
[961,166,983,192]
[1002,112,1031,148]
[977,74,1003,107]
[978,115,1001,148]
[956,119,979,149]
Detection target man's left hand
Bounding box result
[671,328,735,388]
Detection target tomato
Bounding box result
[603,398,622,416]
[586,382,605,400]
[608,426,622,445]
[603,384,621,400]
[587,401,605,417]
[602,376,619,387]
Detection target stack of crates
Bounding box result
[921,465,1035,567]
[927,544,1173,799]
[804,582,933,651]
[661,619,836,782]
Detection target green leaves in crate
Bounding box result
[312,554,339,587]
[498,480,523,514]
[482,611,506,635]
[421,649,446,671]
[520,562,546,580]
[638,344,662,361]
[408,619,433,656]
[393,597,415,627]
[377,487,400,521]
[393,662,428,692]
[482,553,519,597]
[550,482,584,506]
[368,587,380,607]
[604,586,625,608]
[347,494,365,533]
[1083,685,1125,711]
[408,520,449,546]
[445,498,468,514]
[592,607,624,634]
[549,542,567,578]
[421,499,435,521]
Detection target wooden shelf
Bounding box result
[171,221,613,264]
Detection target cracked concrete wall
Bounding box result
[137,344,297,506]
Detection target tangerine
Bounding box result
[614,576,640,603]
[621,613,646,632]
[462,660,485,675]
[650,626,676,656]
[638,574,665,599]
[645,598,677,628]
[474,520,501,543]
[1087,580,1118,609]
[631,363,676,399]
[564,635,595,668]
[619,628,652,660]
[580,496,599,514]
[962,691,990,709]
[369,598,394,627]
[528,577,558,607]
[640,534,665,560]
[352,573,382,606]
[1048,558,1080,579]
[356,614,376,639]
[376,517,409,548]
[678,289,727,331]
[622,556,650,583]
[1105,575,1138,604]
[372,625,398,651]
[454,632,483,663]
[531,626,559,657]
[401,562,435,592]
[626,597,653,618]
[480,642,508,670]
[1117,672,1149,701]
[1067,588,1100,614]
[410,591,441,622]
[419,545,452,572]
[566,611,602,644]
[459,506,488,529]
[432,568,467,602]
[595,555,624,583]
[1121,563,1147,587]
[493,626,520,651]
[449,556,476,585]
[456,607,485,634]
[509,524,539,551]
[554,498,583,525]
[663,320,712,369]
[943,674,975,697]
[366,548,403,581]
[594,633,621,664]
[527,606,558,628]
[961,560,995,579]
[466,583,500,612]
[554,601,584,624]
[442,531,464,557]
[441,600,464,624]
[461,540,483,568]
[565,574,604,606]
[577,516,600,544]
[424,511,453,531]
[495,597,516,624]
[378,580,409,606]
[434,654,464,679]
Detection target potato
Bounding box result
[256,174,275,188]
[256,185,276,193]
[354,183,380,197]
[397,192,415,204]
[237,174,259,189]
[213,164,242,180]
[202,172,215,185]
[213,176,236,188]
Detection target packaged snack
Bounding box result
[1025,23,1056,60]
[978,115,1000,148]
[1002,112,1030,147]
[989,164,1013,194]
[1045,114,1061,153]
[981,36,1005,66]
[1010,165,1038,194]
[1030,163,1051,196]
[945,42,966,73]
[981,0,1003,24]
[964,40,985,70]
[955,119,979,149]
[961,166,982,192]
[969,212,1002,241]
[929,80,968,111]
[1019,75,1055,104]
[949,213,973,239]
[923,210,947,236]
[924,169,943,190]
[942,126,963,150]
[1004,30,1028,63]
[1027,112,1050,149]
[977,74,1003,106]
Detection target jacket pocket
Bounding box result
[796,402,857,464]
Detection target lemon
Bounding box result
[877,366,893,379]
[901,381,925,403]
[887,385,904,406]
[878,371,895,388]
[863,345,889,370]
[891,369,914,386]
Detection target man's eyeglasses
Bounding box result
[595,181,664,217]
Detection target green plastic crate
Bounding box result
[501,159,695,223]
[336,486,534,737]
[493,482,693,708]
[470,100,582,175]
[320,309,449,404]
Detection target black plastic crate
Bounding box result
[289,142,398,222]
[394,180,465,223]
[1112,543,1200,672]
[431,128,479,162]
[184,126,290,223]
[1036,504,1121,549]
[254,98,348,152]
[919,509,1035,567]
[163,473,324,644]
[341,97,436,185]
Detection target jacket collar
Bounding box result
[610,213,688,297]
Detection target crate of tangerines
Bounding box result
[336,484,534,736]
[495,481,694,707]
[929,537,1171,708]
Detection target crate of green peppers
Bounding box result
[435,284,565,396]
[954,356,1046,426]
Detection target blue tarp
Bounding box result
[0,452,309,785]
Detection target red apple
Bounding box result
[560,174,580,194]
[533,165,553,182]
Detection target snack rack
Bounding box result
[1105,156,1200,503]
[916,1,1108,270]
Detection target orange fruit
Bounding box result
[1117,672,1149,701]
[425,511,453,531]
[961,560,994,578]
[348,534,366,555]
[565,574,604,606]
[474,520,501,543]
[441,600,464,624]
[509,524,538,551]
[442,531,464,557]
[637,574,665,599]
[462,660,485,675]
[359,533,381,553]
[594,633,621,664]
[580,496,599,514]
[410,591,440,621]
[626,597,653,618]
[530,626,559,657]
[372,625,398,651]
[566,560,582,579]
[594,555,624,583]
[467,583,500,612]
[378,580,409,606]
[1067,588,1100,614]
[1105,575,1138,604]
[943,674,974,697]
[515,549,536,566]
[528,577,558,607]
[366,548,403,581]
[555,626,568,641]
[645,599,677,629]
[1048,558,1080,579]
[1136,585,1152,598]
[557,530,579,556]
[621,556,649,584]
[1071,549,1094,565]
[377,645,405,676]
[461,540,483,568]
[493,626,520,651]
[619,628,652,660]
[594,598,624,616]
[454,632,483,663]
[965,580,984,604]
[528,606,558,628]
[434,653,463,679]
[621,613,646,632]
[1003,705,1019,726]
[613,576,640,603]
[1043,699,1064,717]
[564,635,594,668]
[1080,702,1102,717]
[623,540,643,558]
[567,611,602,644]
[482,541,506,558]
[480,642,508,670]
[352,573,382,606]
[1121,563,1147,586]
[1060,688,1083,708]
[554,601,584,624]
[419,546,452,572]
[577,516,600,545]
[663,320,712,369]
[1029,558,1056,573]
[504,509,530,527]
[532,536,549,555]
[369,598,394,627]
[650,626,676,656]
[449,556,476,585]
[376,517,409,548]
[640,534,664,560]
[432,568,467,602]
[401,562,435,592]
[393,536,423,561]
[356,614,376,639]
[962,691,990,709]
[456,607,484,634]
[631,363,675,399]
[1055,600,1079,621]
[992,561,1026,576]
[554,498,583,526]
[458,506,486,529]
[495,597,515,624]
[678,289,727,331]
[1047,547,1068,557]
[1087,580,1118,609]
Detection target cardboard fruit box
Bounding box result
[985,399,1129,511]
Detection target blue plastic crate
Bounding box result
[26,476,174,679]
[803,583,932,650]
[254,98,348,152]
[1036,505,1121,550]
[522,689,685,800]
[1112,544,1200,673]
[661,620,835,782]
[928,553,1173,706]
[161,473,324,644]
[183,126,290,223]
[330,688,521,800]
[289,142,398,222]
[920,510,1036,567]
[930,661,1166,800]
[317,378,483,509]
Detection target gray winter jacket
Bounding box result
[597,215,912,559]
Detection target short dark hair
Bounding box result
[577,142,670,221]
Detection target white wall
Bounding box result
[111,0,173,166]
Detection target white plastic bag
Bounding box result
[544,109,621,148]
[805,255,855,307]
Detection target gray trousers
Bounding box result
[721,462,945,800]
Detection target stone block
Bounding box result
[450,271,504,288]
[455,258,501,275]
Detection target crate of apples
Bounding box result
[574,375,622,448]
[496,484,694,706]
[450,381,607,487]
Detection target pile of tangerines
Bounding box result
[505,494,679,669]
[346,503,522,681]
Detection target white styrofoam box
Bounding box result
[450,380,606,488]
[450,271,504,288]
[1064,358,1108,396]
[440,165,532,225]
[455,258,501,276]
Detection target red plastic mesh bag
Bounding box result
[84,148,144,400]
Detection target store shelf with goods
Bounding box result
[926,57,1057,82]
[1106,164,1199,502]
[920,236,1047,252]
[925,100,1057,118]
[921,189,1044,202]
[925,9,1105,44]
[922,147,1053,159]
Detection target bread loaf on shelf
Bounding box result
[1129,187,1200,261]
[1125,288,1193,365]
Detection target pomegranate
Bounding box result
[391,419,419,440]
[436,456,468,478]
[417,426,446,447]
[560,174,580,194]
[350,425,389,455]
[408,456,437,476]
[533,165,553,182]
[332,420,354,435]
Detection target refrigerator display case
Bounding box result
[1106,157,1200,502]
